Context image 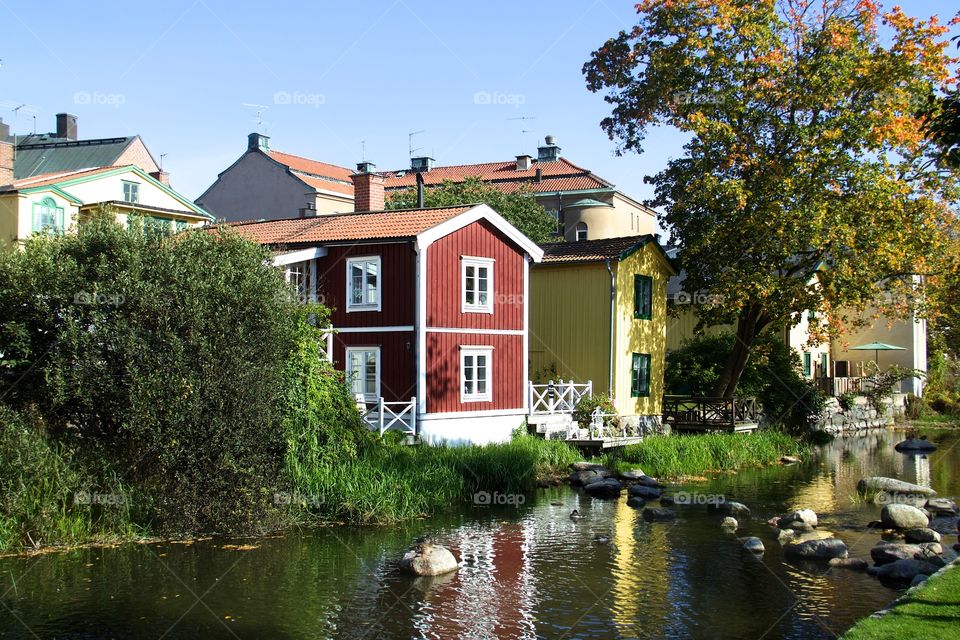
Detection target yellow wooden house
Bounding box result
[529,235,675,428]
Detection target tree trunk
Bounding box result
[711,304,769,398]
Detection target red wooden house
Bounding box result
[227,166,543,444]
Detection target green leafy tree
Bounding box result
[388,176,557,243]
[584,0,959,397]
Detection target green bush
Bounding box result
[665,332,828,431]
[0,214,311,534]
[838,391,857,412]
[573,393,617,429]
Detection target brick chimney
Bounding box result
[149,170,170,185]
[0,141,13,186]
[351,162,384,212]
[56,113,78,140]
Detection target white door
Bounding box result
[346,347,380,402]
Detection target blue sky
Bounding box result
[1,0,956,204]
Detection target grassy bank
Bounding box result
[605,430,806,478]
[841,562,960,639]
[286,434,579,525]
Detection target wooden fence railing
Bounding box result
[662,396,761,430]
[528,380,593,415]
[357,396,417,437]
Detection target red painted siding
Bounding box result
[316,242,416,328]
[331,332,416,403]
[427,220,524,330]
[426,333,523,413]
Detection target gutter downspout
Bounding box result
[605,258,615,397]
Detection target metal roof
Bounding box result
[12,137,137,179]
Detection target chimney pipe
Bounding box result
[351,164,384,213]
[299,201,317,218]
[0,141,13,186]
[56,113,78,141]
[416,172,425,208]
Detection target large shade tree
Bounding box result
[584,0,960,397]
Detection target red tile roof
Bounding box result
[223,205,472,246]
[266,150,354,181]
[296,173,355,196]
[383,157,608,189]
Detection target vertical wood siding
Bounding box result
[427,220,524,330]
[426,332,523,413]
[331,331,416,403]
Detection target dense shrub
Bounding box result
[665,332,828,431]
[573,393,617,429]
[0,215,309,534]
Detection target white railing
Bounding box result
[357,395,417,437]
[528,380,593,415]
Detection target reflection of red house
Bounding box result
[226,165,543,444]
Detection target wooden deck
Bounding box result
[662,396,761,433]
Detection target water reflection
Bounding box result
[0,427,958,640]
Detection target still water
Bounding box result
[1,427,958,639]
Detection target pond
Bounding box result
[1,427,958,639]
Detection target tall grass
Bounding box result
[286,434,579,525]
[607,430,806,478]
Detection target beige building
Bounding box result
[197,133,657,240]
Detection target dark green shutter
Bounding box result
[803,353,812,377]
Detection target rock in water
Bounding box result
[868,559,940,582]
[880,504,930,530]
[871,543,927,566]
[742,537,764,554]
[400,542,459,576]
[784,538,848,560]
[721,517,738,530]
[857,477,936,497]
[659,494,675,506]
[828,557,869,571]
[583,478,623,499]
[775,509,818,531]
[911,574,929,587]
[627,496,646,509]
[904,528,941,544]
[925,498,958,516]
[642,508,676,522]
[617,468,645,481]
[894,438,937,453]
[637,475,664,488]
[707,501,752,519]
[628,484,662,500]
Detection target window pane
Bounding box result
[365,261,378,304]
[350,264,364,304]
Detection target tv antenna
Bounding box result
[242,103,270,131]
[507,116,536,151]
[159,153,168,171]
[409,130,425,158]
[360,140,366,162]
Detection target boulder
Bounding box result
[742,537,764,554]
[642,507,676,522]
[628,484,662,500]
[707,501,751,519]
[780,455,801,465]
[721,517,738,530]
[784,538,848,560]
[617,468,646,481]
[637,475,663,488]
[828,557,869,571]
[919,542,943,557]
[857,477,936,497]
[775,509,818,531]
[871,543,926,566]
[571,462,611,473]
[910,574,929,587]
[659,494,675,506]
[583,478,622,499]
[894,438,937,453]
[881,504,930,530]
[400,542,459,576]
[904,528,941,544]
[571,468,612,486]
[868,559,940,582]
[627,496,647,509]
[776,529,796,544]
[925,498,958,516]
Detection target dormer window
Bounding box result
[575,222,588,241]
[122,181,140,204]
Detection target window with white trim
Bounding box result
[31,197,64,233]
[346,347,380,401]
[122,181,140,204]
[284,260,310,304]
[460,346,493,402]
[575,222,588,241]
[461,257,494,313]
[346,256,380,312]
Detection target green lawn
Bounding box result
[842,562,960,639]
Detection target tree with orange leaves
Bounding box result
[585,0,959,398]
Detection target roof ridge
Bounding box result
[267,149,353,172]
[221,204,475,227]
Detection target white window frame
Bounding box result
[345,346,381,402]
[575,222,588,241]
[122,180,140,204]
[461,256,494,314]
[460,346,493,403]
[346,256,382,312]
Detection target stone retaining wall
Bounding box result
[815,394,908,433]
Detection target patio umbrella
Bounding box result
[849,342,906,371]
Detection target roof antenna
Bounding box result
[159,153,167,171]
[242,103,270,132]
[507,116,536,151]
[409,130,425,158]
[361,140,366,163]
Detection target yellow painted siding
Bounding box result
[613,245,670,416]
[529,263,611,391]
[0,195,19,249]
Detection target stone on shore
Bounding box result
[784,537,848,560]
[400,542,459,576]
[868,558,941,582]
